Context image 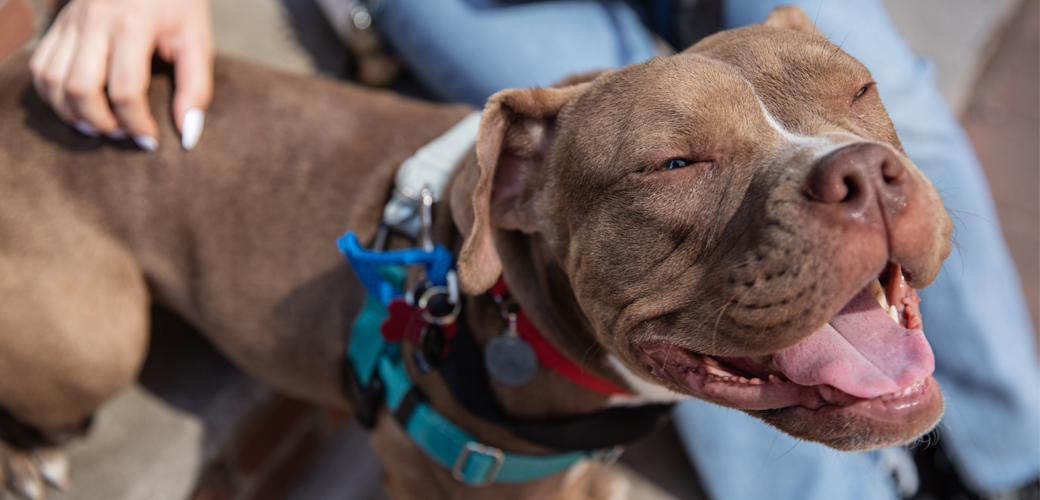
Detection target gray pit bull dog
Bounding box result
[0,6,950,499]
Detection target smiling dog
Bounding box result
[0,6,950,499]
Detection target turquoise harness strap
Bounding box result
[339,230,603,487]
[372,328,597,486]
[350,293,390,386]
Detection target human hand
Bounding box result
[29,0,214,151]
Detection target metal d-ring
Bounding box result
[417,286,461,325]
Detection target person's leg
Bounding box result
[677,1,1040,498]
[376,0,662,106]
[675,400,906,500]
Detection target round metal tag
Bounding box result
[484,334,538,387]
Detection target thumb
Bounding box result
[171,32,213,151]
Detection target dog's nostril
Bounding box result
[804,163,867,204]
[881,158,906,185]
[841,178,858,202]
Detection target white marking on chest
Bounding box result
[606,355,687,406]
[562,459,592,487]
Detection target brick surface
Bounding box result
[234,397,314,477]
[244,428,322,500]
[961,0,1040,337]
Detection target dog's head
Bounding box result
[451,6,952,451]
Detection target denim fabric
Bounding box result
[375,0,1040,497]
[378,0,660,105]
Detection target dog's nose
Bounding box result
[804,143,907,216]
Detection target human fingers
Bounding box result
[65,14,122,136]
[28,13,62,87]
[107,24,160,151]
[29,7,66,108]
[30,20,80,127]
[170,23,213,150]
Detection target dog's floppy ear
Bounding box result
[452,84,587,294]
[763,6,823,37]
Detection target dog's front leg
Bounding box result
[0,220,150,499]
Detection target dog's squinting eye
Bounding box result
[654,158,713,173]
[661,159,693,171]
[851,82,876,117]
[854,83,874,100]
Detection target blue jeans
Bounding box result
[376,0,1040,497]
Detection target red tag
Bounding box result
[380,297,426,344]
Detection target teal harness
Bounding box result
[337,231,615,487]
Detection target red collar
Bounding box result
[490,278,629,396]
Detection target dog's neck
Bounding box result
[432,152,623,422]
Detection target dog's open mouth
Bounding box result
[641,263,938,414]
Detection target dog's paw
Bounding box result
[1,443,70,500]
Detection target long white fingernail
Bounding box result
[181,108,204,150]
[106,128,127,140]
[74,120,98,137]
[133,134,159,152]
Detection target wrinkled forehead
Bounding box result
[554,27,874,171]
[572,53,760,127]
[689,26,873,122]
[557,55,766,169]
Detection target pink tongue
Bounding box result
[772,288,934,398]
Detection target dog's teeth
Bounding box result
[870,278,889,310]
[701,356,721,367]
[768,374,781,383]
[737,377,750,384]
[749,378,763,385]
[768,358,781,372]
[704,365,731,377]
[888,305,900,324]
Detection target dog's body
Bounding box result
[0,7,952,499]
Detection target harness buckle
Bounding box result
[452,441,506,486]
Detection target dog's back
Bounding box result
[0,50,470,427]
